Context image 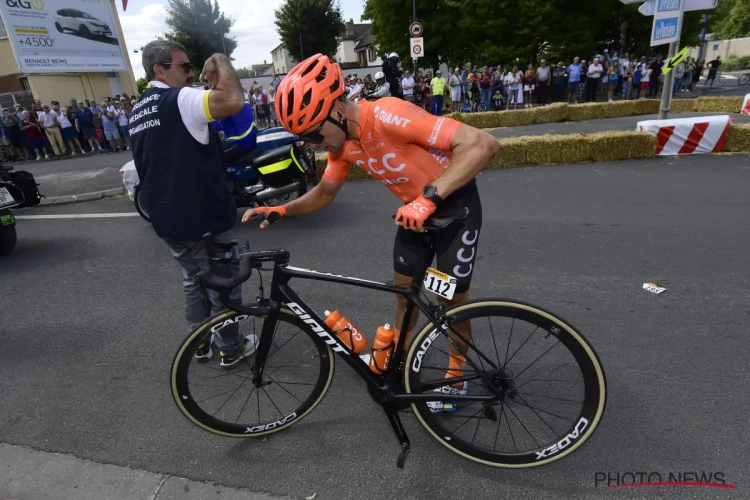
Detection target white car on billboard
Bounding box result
[54,8,114,39]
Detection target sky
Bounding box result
[116,0,367,79]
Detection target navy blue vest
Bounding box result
[130,86,236,242]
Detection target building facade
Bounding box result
[0,0,137,107]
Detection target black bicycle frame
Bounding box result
[248,258,499,406]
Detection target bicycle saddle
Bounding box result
[424,208,469,229]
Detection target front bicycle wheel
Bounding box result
[404,300,606,467]
[171,308,335,437]
[738,73,749,86]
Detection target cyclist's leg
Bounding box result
[393,227,435,344]
[434,186,482,380]
[164,231,244,354]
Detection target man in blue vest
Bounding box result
[129,40,253,369]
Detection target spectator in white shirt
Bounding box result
[586,58,603,102]
[58,104,85,155]
[115,101,131,149]
[38,104,67,155]
[401,70,416,104]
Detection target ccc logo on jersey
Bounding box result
[6,0,44,10]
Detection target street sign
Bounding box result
[661,45,689,74]
[409,22,423,37]
[410,37,424,59]
[638,0,716,15]
[651,0,685,47]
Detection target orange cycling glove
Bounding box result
[395,195,437,229]
[242,205,286,226]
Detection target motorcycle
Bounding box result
[121,127,318,223]
[0,162,43,257]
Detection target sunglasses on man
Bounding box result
[159,62,194,73]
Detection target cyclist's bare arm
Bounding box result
[430,125,500,199]
[241,179,343,227]
[284,179,343,217]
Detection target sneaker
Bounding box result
[220,334,258,369]
[45,154,50,159]
[427,382,468,413]
[36,156,41,161]
[195,333,214,362]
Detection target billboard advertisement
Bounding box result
[0,0,126,73]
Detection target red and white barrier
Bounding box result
[637,114,733,156]
[742,94,750,116]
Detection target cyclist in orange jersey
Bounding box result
[242,54,499,406]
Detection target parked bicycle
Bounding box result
[170,209,607,468]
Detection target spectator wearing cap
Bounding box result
[74,100,103,152]
[38,103,67,155]
[114,100,131,150]
[429,69,446,116]
[100,100,125,152]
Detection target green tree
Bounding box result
[275,0,345,63]
[709,0,750,39]
[164,0,237,72]
[364,0,707,70]
[235,67,252,78]
[136,77,148,94]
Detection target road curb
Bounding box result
[40,186,125,207]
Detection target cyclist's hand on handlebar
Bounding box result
[395,195,436,231]
[241,205,286,229]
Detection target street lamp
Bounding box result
[201,13,227,55]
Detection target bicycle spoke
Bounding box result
[489,316,501,368]
[261,386,284,418]
[512,340,562,380]
[503,318,514,366]
[471,403,485,445]
[447,406,485,435]
[504,396,574,423]
[515,392,584,405]
[263,372,304,403]
[493,404,507,452]
[234,384,257,424]
[212,375,251,417]
[504,325,539,366]
[512,393,559,436]
[503,401,542,449]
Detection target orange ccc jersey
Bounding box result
[323,98,462,203]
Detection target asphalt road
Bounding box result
[2,154,749,499]
[12,149,132,198]
[488,112,750,139]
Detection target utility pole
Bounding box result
[697,13,707,61]
[659,36,679,120]
[412,0,417,77]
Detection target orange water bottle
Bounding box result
[369,324,396,374]
[324,310,368,354]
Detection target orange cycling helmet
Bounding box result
[275,53,346,135]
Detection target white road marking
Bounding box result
[15,213,140,219]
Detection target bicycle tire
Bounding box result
[739,74,749,86]
[460,104,472,113]
[404,299,606,468]
[171,308,335,437]
[478,103,487,112]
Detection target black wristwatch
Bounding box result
[422,184,443,205]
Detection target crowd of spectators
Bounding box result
[1,94,136,162]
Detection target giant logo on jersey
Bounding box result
[373,105,412,128]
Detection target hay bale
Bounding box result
[532,103,569,124]
[670,99,696,113]
[493,134,593,167]
[629,99,661,116]
[566,102,610,121]
[725,124,750,153]
[588,131,657,162]
[694,96,744,113]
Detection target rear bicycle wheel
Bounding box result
[171,308,335,437]
[739,73,749,86]
[404,300,606,467]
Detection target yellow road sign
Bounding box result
[662,46,690,75]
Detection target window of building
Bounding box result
[19,77,30,92]
[368,47,375,62]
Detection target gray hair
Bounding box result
[142,40,187,81]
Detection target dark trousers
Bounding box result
[586,79,599,102]
[616,74,623,95]
[537,82,549,105]
[551,83,563,103]
[430,95,444,116]
[649,77,659,97]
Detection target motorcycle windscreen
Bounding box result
[251,145,309,188]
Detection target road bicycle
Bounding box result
[170,208,607,468]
